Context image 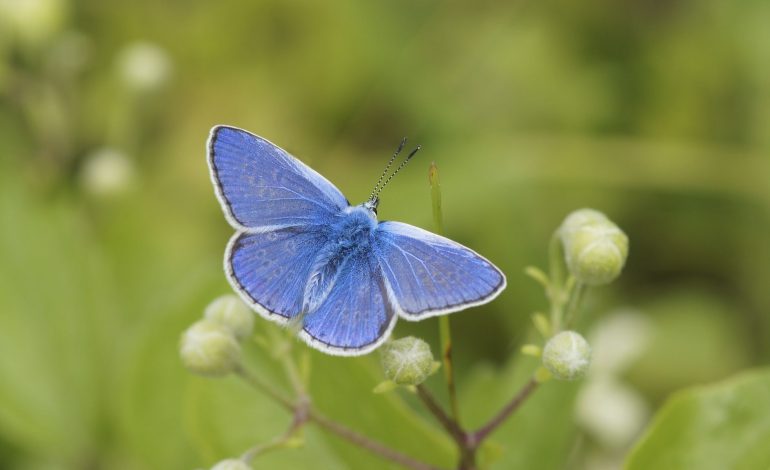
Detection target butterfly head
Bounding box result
[363,197,379,214]
[367,138,421,210]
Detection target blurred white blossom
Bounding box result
[80,148,135,196]
[0,0,66,45]
[576,376,650,449]
[588,309,652,375]
[116,41,172,92]
[576,309,653,452]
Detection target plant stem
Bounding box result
[237,366,442,470]
[240,403,308,462]
[562,280,586,328]
[547,231,565,332]
[468,377,539,446]
[416,385,465,445]
[235,365,294,411]
[429,162,461,424]
[309,410,444,470]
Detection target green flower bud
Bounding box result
[542,331,591,380]
[380,337,436,386]
[204,295,254,340]
[560,209,628,286]
[210,459,251,470]
[180,320,241,377]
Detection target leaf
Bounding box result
[626,369,770,470]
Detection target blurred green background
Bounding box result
[1,0,769,469]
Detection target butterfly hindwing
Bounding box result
[301,251,396,355]
[208,126,349,231]
[226,226,328,321]
[374,221,506,319]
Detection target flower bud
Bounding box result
[380,337,436,386]
[180,320,241,377]
[210,459,251,470]
[204,295,254,340]
[559,209,628,286]
[542,331,591,380]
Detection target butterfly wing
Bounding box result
[300,252,396,356]
[225,226,330,322]
[208,125,349,231]
[374,221,506,319]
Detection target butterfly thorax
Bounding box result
[301,205,377,314]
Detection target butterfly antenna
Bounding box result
[369,137,406,201]
[374,144,421,197]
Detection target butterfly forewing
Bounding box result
[208,126,349,230]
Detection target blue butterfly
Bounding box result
[207,126,506,356]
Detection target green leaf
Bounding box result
[627,369,770,470]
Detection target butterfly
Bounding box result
[207,126,506,356]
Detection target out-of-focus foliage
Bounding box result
[627,370,770,470]
[0,0,768,468]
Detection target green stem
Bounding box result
[562,280,586,328]
[429,162,461,424]
[547,231,565,332]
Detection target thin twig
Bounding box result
[415,385,465,445]
[236,366,442,470]
[241,400,308,462]
[309,410,444,470]
[468,377,539,447]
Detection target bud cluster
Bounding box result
[559,209,628,286]
[180,295,254,377]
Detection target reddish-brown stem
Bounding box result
[309,409,444,470]
[416,385,465,445]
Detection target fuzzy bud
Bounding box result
[210,459,251,470]
[204,295,254,340]
[560,208,628,286]
[542,331,591,380]
[180,320,241,377]
[380,337,436,386]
